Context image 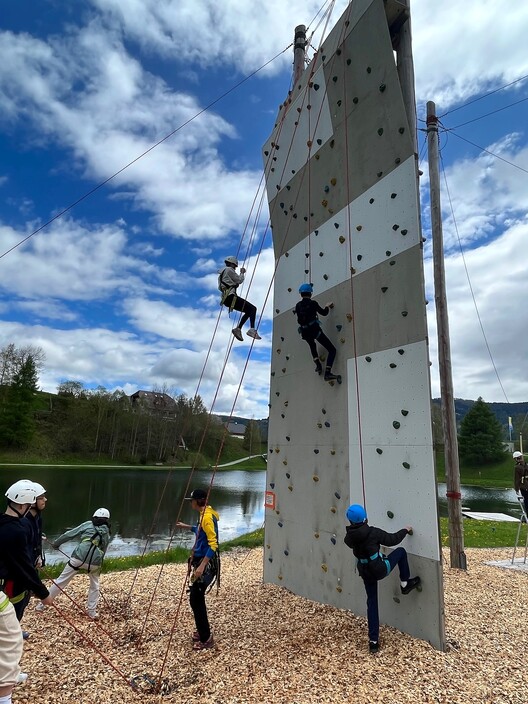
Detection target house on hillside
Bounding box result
[225,421,247,439]
[130,390,177,417]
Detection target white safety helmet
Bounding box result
[93,508,110,519]
[513,451,523,459]
[224,256,238,267]
[31,481,47,498]
[5,480,37,506]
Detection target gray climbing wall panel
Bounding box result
[263,0,445,650]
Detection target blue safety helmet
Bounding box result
[299,283,313,295]
[346,504,367,524]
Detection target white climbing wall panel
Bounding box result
[262,0,445,650]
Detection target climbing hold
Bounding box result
[365,356,372,362]
[377,128,384,136]
[389,363,397,369]
[379,83,386,92]
[284,549,289,556]
[377,171,383,178]
[387,511,394,519]
[340,338,345,344]
[339,236,345,243]
[321,199,328,207]
[366,66,372,73]
[280,413,285,419]
[271,372,275,377]
[401,229,408,236]
[275,391,280,396]
[314,449,319,454]
[287,287,292,292]
[369,198,375,204]
[398,349,405,355]
[347,57,351,64]
[316,138,322,145]
[346,313,353,321]
[314,83,320,90]
[307,104,312,110]
[391,193,397,199]
[315,154,320,160]
[331,536,336,545]
[386,250,391,256]
[297,107,302,113]
[319,252,324,257]
[278,574,283,580]
[337,99,342,107]
[376,448,383,455]
[334,222,339,229]
[314,229,319,235]
[395,157,401,164]
[401,409,409,416]
[393,421,401,429]
[292,213,297,219]
[402,462,411,469]
[275,447,280,453]
[331,449,336,455]
[264,150,269,156]
[312,475,319,482]
[288,486,293,492]
[330,178,336,186]
[321,563,328,572]
[305,252,310,258]
[389,260,396,266]
[330,139,335,148]
[278,521,283,527]
[323,274,328,280]
[270,482,275,489]
[284,401,288,407]
[286,436,290,441]
[314,532,320,539]
[334,492,341,499]
[281,367,286,373]
[325,422,330,428]
[307,140,312,148]
[268,557,273,563]
[336,48,342,55]
[393,596,400,604]
[286,185,291,190]
[353,96,358,104]
[401,311,408,317]
[399,127,405,134]
[336,585,343,593]
[356,225,362,231]
[336,324,342,331]
[330,506,337,514]
[324,185,330,193]
[381,286,388,293]
[317,422,322,428]
[392,224,399,231]
[332,76,338,83]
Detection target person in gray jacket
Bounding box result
[218,256,261,341]
[35,508,110,620]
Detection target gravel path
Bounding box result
[16,547,526,704]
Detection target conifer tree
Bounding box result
[458,396,505,465]
[0,355,39,447]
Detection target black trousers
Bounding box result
[302,330,336,370]
[189,580,211,642]
[223,294,256,329]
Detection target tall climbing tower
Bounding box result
[262,0,445,649]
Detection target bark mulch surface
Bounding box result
[17,548,526,704]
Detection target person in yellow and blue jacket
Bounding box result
[177,489,220,650]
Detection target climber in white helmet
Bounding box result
[218,256,261,341]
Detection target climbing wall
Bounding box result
[262,0,445,649]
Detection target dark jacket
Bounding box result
[21,511,44,567]
[344,522,409,581]
[514,461,528,493]
[294,298,329,338]
[0,513,49,600]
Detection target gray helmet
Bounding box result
[513,451,523,459]
[5,480,37,505]
[224,256,238,266]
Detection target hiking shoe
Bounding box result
[22,631,30,640]
[246,328,261,340]
[192,634,214,650]
[35,602,45,612]
[17,672,28,684]
[191,631,200,642]
[315,361,322,375]
[87,611,99,620]
[401,576,421,595]
[369,641,379,654]
[231,327,243,341]
[324,372,339,382]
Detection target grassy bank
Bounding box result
[436,450,515,488]
[39,520,527,581]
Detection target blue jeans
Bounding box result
[363,547,410,642]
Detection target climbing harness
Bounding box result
[357,551,391,579]
[218,268,238,312]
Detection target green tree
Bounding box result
[0,355,39,448]
[458,397,505,465]
[243,420,261,455]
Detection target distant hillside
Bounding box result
[432,398,528,430]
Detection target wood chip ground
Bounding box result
[16,548,527,703]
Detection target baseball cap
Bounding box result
[185,489,208,501]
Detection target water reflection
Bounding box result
[0,467,266,563]
[436,483,521,518]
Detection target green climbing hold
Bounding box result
[393,421,401,429]
[401,229,408,235]
[369,198,375,204]
[366,66,372,73]
[377,128,384,136]
[314,84,320,90]
[392,224,399,231]
[323,274,328,280]
[387,511,394,519]
[337,100,342,107]
[376,448,383,455]
[402,462,411,469]
[365,356,372,362]
[399,127,405,134]
[377,171,383,177]
[347,58,351,65]
[336,324,342,331]
[357,254,362,260]
[379,83,386,92]
[402,311,408,317]
[386,250,391,256]
[401,409,409,416]
[332,76,338,83]
[381,286,388,293]
[352,97,358,104]
[391,193,397,199]
[390,363,397,368]
[398,349,405,355]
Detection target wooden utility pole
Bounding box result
[427,101,467,570]
[293,25,307,85]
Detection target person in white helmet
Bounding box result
[0,481,52,701]
[218,256,261,341]
[513,451,528,517]
[35,508,111,620]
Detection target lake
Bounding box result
[0,467,522,563]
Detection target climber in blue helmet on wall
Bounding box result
[294,283,339,382]
[344,503,420,654]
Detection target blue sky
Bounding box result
[1,0,528,418]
